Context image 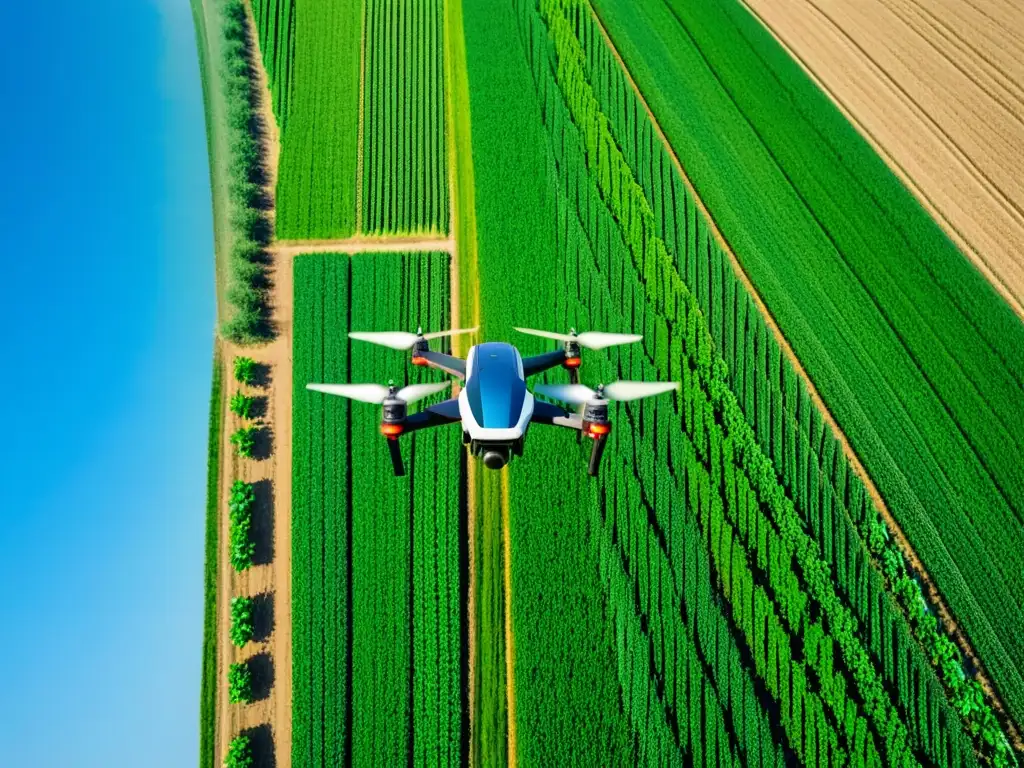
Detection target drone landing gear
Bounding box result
[386,438,406,476]
[588,433,608,477]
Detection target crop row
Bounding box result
[199,352,223,768]
[536,0,1014,761]
[457,0,1011,763]
[362,0,449,235]
[273,0,362,239]
[590,0,1024,728]
[291,252,463,766]
[250,0,295,125]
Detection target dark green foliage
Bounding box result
[230,596,255,647]
[224,735,253,768]
[229,480,256,571]
[273,0,362,239]
[291,252,463,766]
[199,352,223,768]
[228,661,253,704]
[230,392,257,419]
[233,356,257,385]
[210,0,270,343]
[361,0,448,235]
[593,0,1024,729]
[230,426,258,458]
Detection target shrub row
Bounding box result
[214,0,270,343]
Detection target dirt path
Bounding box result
[739,0,1024,319]
[589,0,1021,747]
[212,3,293,765]
[271,235,455,257]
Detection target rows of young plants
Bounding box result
[199,353,223,768]
[291,252,463,767]
[250,0,295,124]
[568,4,1018,759]
[209,0,271,342]
[590,0,1024,729]
[273,0,362,239]
[453,0,1011,763]
[362,0,449,235]
[458,1,632,762]
[527,0,1015,763]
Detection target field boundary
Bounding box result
[587,0,1021,747]
[735,0,1024,323]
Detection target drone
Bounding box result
[306,326,679,477]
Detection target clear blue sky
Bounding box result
[0,1,214,765]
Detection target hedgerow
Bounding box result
[211,0,270,343]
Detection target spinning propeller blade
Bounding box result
[422,327,478,341]
[305,383,390,403]
[394,381,451,404]
[602,381,680,402]
[349,326,478,350]
[348,331,420,350]
[534,380,679,404]
[514,327,642,350]
[532,383,597,405]
[305,380,450,404]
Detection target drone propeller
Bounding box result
[349,326,478,350]
[305,380,450,404]
[514,327,642,351]
[534,380,679,405]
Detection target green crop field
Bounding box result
[194,0,1024,764]
[591,0,1024,731]
[362,0,449,235]
[291,252,463,766]
[259,0,362,239]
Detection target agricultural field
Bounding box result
[192,0,1024,765]
[362,0,449,235]
[291,252,463,766]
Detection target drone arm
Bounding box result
[522,349,569,378]
[415,350,467,380]
[402,397,463,434]
[529,399,583,431]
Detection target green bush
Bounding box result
[228,661,253,703]
[230,596,256,647]
[229,480,256,571]
[224,735,252,768]
[230,426,258,459]
[211,0,270,344]
[233,356,257,385]
[230,392,257,419]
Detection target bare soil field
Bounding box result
[742,0,1024,318]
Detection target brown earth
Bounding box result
[590,0,1021,749]
[271,235,455,257]
[741,0,1024,319]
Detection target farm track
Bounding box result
[740,0,1024,320]
[213,3,293,766]
[591,0,1022,749]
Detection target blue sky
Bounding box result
[0,1,214,765]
